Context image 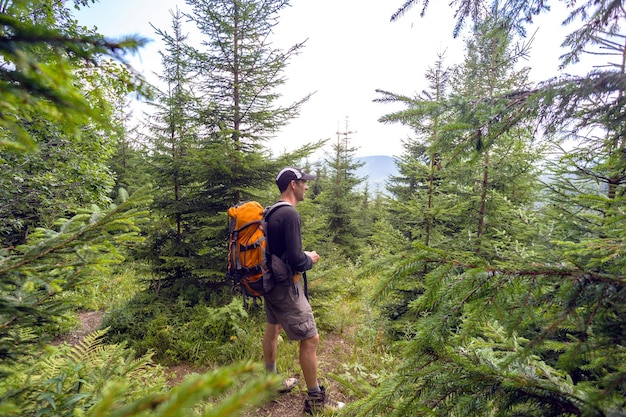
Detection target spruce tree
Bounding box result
[184,0,311,202]
[139,9,207,291]
[319,120,366,259]
[343,2,626,416]
[446,13,541,259]
[135,0,315,296]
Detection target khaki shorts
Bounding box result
[264,280,317,340]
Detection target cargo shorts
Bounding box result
[264,279,317,340]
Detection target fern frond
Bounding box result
[90,361,277,417]
[68,327,109,364]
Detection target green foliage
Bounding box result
[307,259,360,334]
[0,0,151,247]
[325,267,402,406]
[0,117,119,246]
[1,331,279,417]
[5,1,625,416]
[90,361,279,417]
[103,295,265,365]
[0,188,152,367]
[346,249,625,416]
[0,0,149,152]
[344,2,626,416]
[0,329,168,416]
[65,265,148,312]
[362,194,410,260]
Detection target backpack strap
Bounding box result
[261,201,291,255]
[262,201,309,299]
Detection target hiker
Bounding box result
[262,166,343,414]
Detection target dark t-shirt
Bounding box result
[266,202,313,273]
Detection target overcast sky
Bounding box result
[76,0,584,158]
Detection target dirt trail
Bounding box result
[67,311,352,416]
[244,331,351,417]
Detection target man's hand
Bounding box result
[305,251,320,264]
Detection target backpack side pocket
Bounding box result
[269,254,293,285]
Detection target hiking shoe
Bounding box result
[303,386,345,414]
[277,377,298,394]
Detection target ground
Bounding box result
[64,311,352,417]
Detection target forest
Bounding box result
[0,0,624,416]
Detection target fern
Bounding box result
[89,361,279,417]
[0,328,164,416]
[66,328,109,365]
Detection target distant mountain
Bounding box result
[354,155,399,194]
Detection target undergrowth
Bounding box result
[4,255,403,416]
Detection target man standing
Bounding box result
[262,166,343,414]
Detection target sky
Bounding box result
[75,0,584,158]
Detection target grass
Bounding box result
[70,258,401,413]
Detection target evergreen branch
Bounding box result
[0,14,148,58]
[397,70,626,167]
[0,189,149,275]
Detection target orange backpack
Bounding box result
[226,201,289,297]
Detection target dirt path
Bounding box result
[244,331,351,417]
[54,310,105,345]
[67,311,352,416]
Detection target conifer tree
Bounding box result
[138,9,207,290]
[446,13,541,258]
[108,101,152,200]
[184,0,311,203]
[318,120,366,259]
[380,54,453,245]
[343,2,625,416]
[372,19,542,332]
[534,11,626,414]
[134,0,315,296]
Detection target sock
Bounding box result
[265,363,277,373]
[307,386,321,395]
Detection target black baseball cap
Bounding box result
[276,166,316,192]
